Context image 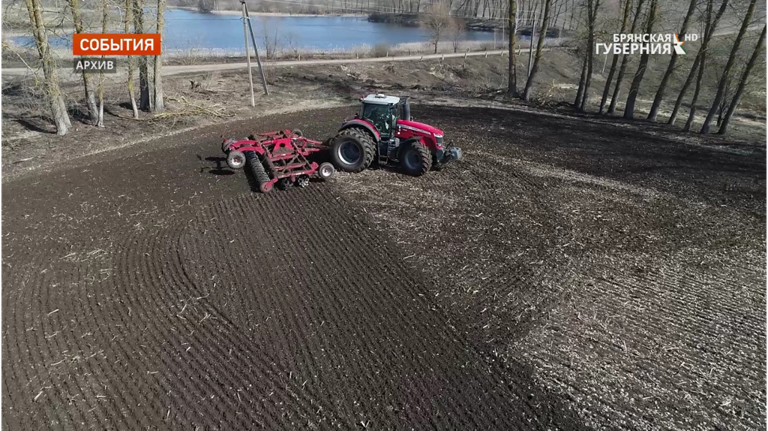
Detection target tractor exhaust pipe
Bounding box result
[402,99,411,121]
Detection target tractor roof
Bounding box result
[362,94,400,105]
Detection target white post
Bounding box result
[241,4,255,106]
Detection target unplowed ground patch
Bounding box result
[330,106,766,430]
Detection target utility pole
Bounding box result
[241,1,255,105]
[242,0,269,96]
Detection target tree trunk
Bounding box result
[125,0,139,119]
[553,0,564,28]
[668,0,726,125]
[577,0,601,111]
[646,0,696,121]
[507,0,518,96]
[24,0,71,134]
[523,0,550,100]
[526,8,537,78]
[68,0,99,125]
[573,0,589,109]
[718,25,766,134]
[574,52,588,108]
[598,0,631,114]
[133,0,151,111]
[97,0,107,127]
[154,0,165,112]
[623,0,658,119]
[700,0,757,134]
[607,0,645,115]
[682,43,707,131]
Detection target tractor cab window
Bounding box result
[362,103,396,137]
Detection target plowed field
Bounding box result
[3,105,764,430]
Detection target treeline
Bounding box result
[506,0,765,135]
[15,0,766,136]
[21,0,166,134]
[168,0,330,15]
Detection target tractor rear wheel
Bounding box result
[399,141,432,176]
[330,127,375,173]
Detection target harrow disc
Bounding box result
[245,151,272,193]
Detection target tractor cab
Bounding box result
[360,94,402,139]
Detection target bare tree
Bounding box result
[133,0,151,111]
[667,0,727,125]
[67,0,99,124]
[598,0,631,114]
[526,5,538,77]
[717,24,765,134]
[24,0,71,134]
[125,0,139,119]
[682,0,715,132]
[623,0,658,119]
[450,17,466,53]
[423,1,451,54]
[700,0,757,134]
[259,17,281,59]
[507,0,518,96]
[607,0,646,115]
[523,0,551,100]
[97,0,107,127]
[574,0,601,111]
[154,0,166,112]
[646,0,696,121]
[283,31,301,57]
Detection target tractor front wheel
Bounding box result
[399,141,432,176]
[330,128,375,173]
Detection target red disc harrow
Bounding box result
[221,129,335,193]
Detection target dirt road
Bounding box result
[0,49,515,79]
[2,105,765,430]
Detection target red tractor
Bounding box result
[328,94,462,176]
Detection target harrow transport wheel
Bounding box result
[292,129,303,137]
[318,162,335,180]
[330,127,375,173]
[227,150,246,170]
[400,141,432,176]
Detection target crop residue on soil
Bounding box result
[2,105,765,430]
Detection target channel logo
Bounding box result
[72,34,161,56]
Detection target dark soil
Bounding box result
[2,104,765,430]
[3,106,594,430]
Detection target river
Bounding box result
[11,9,501,53]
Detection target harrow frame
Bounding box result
[221,130,334,193]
